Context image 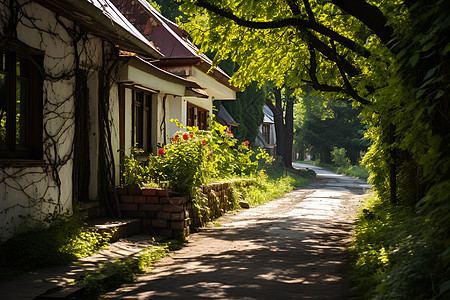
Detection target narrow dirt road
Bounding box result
[104,164,369,299]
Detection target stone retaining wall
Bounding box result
[190,182,233,228]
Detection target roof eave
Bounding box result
[35,0,163,59]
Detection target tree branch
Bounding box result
[194,0,369,57]
[331,0,394,45]
[306,43,370,105]
[306,44,342,92]
[331,40,371,105]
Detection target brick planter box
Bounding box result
[116,179,251,239]
[117,187,190,238]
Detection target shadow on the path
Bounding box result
[107,216,355,300]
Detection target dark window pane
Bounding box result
[143,94,151,151]
[0,73,7,146]
[16,78,29,147]
[1,51,6,71]
[16,57,29,77]
[133,91,143,148]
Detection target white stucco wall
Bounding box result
[168,96,184,138]
[0,1,104,241]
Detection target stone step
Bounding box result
[33,235,156,299]
[86,218,141,242]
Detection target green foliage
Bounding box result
[121,149,152,188]
[217,82,266,144]
[157,125,207,194]
[294,91,369,164]
[121,118,273,194]
[238,173,311,207]
[350,195,449,299]
[336,165,370,181]
[152,0,186,22]
[179,1,449,295]
[331,147,350,167]
[0,212,113,279]
[81,243,171,298]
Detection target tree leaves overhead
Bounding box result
[179,0,404,105]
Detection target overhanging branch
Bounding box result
[305,43,370,105]
[194,0,369,57]
[330,40,371,105]
[331,0,394,45]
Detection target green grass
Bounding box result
[349,194,449,299]
[80,242,174,298]
[0,212,113,280]
[233,165,314,207]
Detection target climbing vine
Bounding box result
[0,0,120,240]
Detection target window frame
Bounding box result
[0,40,43,161]
[262,123,270,144]
[131,88,153,153]
[187,102,209,130]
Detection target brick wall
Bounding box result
[116,180,250,238]
[116,187,191,238]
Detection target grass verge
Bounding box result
[232,164,315,207]
[349,194,449,299]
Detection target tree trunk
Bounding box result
[266,87,294,168]
[388,124,397,204]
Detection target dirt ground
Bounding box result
[103,164,368,299]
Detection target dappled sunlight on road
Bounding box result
[104,165,367,299]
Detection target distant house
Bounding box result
[255,105,277,156]
[109,0,237,139]
[0,0,236,242]
[216,105,240,131]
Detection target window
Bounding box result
[262,124,270,144]
[187,103,209,130]
[132,89,152,152]
[0,44,43,160]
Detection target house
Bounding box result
[216,105,240,131]
[0,0,235,242]
[109,0,237,138]
[255,105,277,156]
[0,0,162,241]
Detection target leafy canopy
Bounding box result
[179,0,403,104]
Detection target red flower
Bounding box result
[183,133,189,140]
[172,135,179,142]
[202,140,207,146]
[226,130,234,137]
[190,132,194,138]
[158,148,165,155]
[244,140,249,147]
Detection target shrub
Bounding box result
[120,118,273,194]
[350,195,449,299]
[331,147,350,167]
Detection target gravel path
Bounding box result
[103,164,368,299]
